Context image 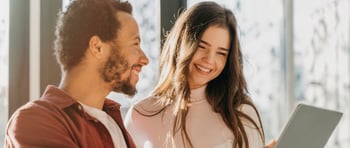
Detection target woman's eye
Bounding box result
[198,45,205,49]
[217,52,227,56]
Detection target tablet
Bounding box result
[275,103,343,148]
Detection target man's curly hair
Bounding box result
[54,0,132,71]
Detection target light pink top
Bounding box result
[125,86,264,148]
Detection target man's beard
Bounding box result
[115,76,137,96]
[100,44,137,96]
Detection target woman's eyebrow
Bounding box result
[200,40,229,51]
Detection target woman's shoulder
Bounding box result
[239,104,259,116]
[238,104,265,147]
[124,96,156,131]
[133,96,166,114]
[125,96,166,123]
[238,104,262,128]
[124,96,161,147]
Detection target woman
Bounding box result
[125,2,266,148]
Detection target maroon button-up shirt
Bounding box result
[5,85,136,148]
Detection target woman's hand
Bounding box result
[264,140,276,148]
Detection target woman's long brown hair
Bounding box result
[137,2,265,147]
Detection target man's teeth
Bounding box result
[132,70,139,75]
[197,65,210,72]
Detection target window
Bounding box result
[0,0,9,146]
[294,0,349,147]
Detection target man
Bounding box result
[5,0,148,147]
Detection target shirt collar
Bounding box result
[41,85,121,110]
[41,85,78,108]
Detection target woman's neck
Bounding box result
[190,85,207,102]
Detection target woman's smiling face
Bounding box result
[188,25,230,89]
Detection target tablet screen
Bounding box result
[275,103,343,148]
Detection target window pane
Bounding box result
[127,0,159,102]
[188,0,284,142]
[0,0,9,146]
[233,0,284,141]
[294,0,350,147]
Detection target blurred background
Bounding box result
[1,0,349,147]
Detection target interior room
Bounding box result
[0,0,349,147]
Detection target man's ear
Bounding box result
[88,35,104,59]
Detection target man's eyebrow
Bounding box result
[200,40,229,51]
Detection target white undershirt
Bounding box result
[80,103,127,148]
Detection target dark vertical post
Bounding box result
[40,0,62,93]
[160,0,187,47]
[9,0,30,116]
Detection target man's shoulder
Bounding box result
[6,100,68,137]
[9,99,62,123]
[5,99,79,147]
[8,94,79,127]
[14,99,52,114]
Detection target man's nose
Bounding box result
[139,49,149,66]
